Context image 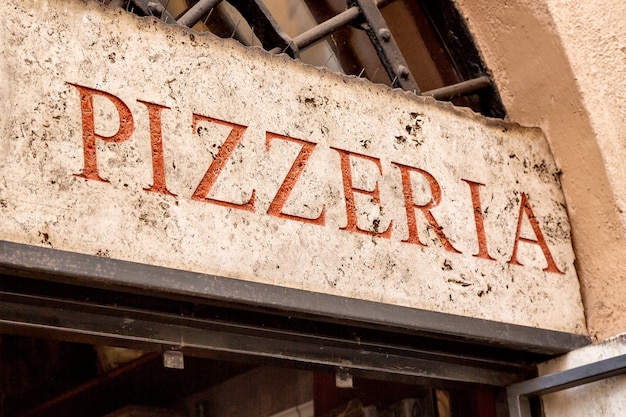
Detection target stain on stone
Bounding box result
[38,231,52,246]
[405,112,424,135]
[442,259,453,271]
[477,284,492,297]
[448,278,472,287]
[96,249,110,257]
[533,160,551,182]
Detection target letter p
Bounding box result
[68,82,134,182]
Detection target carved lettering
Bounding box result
[462,179,495,260]
[191,114,255,212]
[65,83,569,276]
[392,162,461,253]
[265,132,325,225]
[68,82,134,182]
[508,192,564,274]
[332,147,392,238]
[138,100,176,197]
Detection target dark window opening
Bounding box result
[1,273,542,417]
[1,334,507,417]
[109,0,505,118]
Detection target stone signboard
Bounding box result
[0,0,586,333]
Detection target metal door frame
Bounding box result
[507,353,626,417]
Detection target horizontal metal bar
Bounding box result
[176,0,222,27]
[0,241,590,354]
[292,7,360,50]
[375,0,398,8]
[270,0,389,53]
[422,76,492,100]
[0,292,530,387]
[507,354,626,417]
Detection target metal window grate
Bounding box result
[116,0,503,116]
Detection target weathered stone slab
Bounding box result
[0,0,586,333]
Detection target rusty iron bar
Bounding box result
[422,76,492,100]
[176,0,223,27]
[270,0,394,54]
[375,0,398,8]
[350,0,420,92]
[292,6,360,50]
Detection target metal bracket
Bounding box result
[335,369,354,388]
[174,0,297,56]
[130,0,177,24]
[349,0,420,92]
[507,353,626,417]
[227,0,298,57]
[163,348,185,369]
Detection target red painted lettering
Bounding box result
[392,162,461,253]
[331,147,392,238]
[138,100,176,197]
[190,114,255,212]
[462,179,495,260]
[508,193,564,274]
[68,82,134,182]
[265,132,325,225]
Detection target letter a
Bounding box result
[67,82,134,182]
[508,193,564,274]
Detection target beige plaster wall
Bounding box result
[545,0,626,226]
[454,0,626,341]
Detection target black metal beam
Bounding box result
[0,241,590,355]
[1,290,530,387]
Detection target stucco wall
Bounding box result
[545,0,626,227]
[454,0,626,340]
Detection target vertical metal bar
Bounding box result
[507,393,532,417]
[349,0,420,93]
